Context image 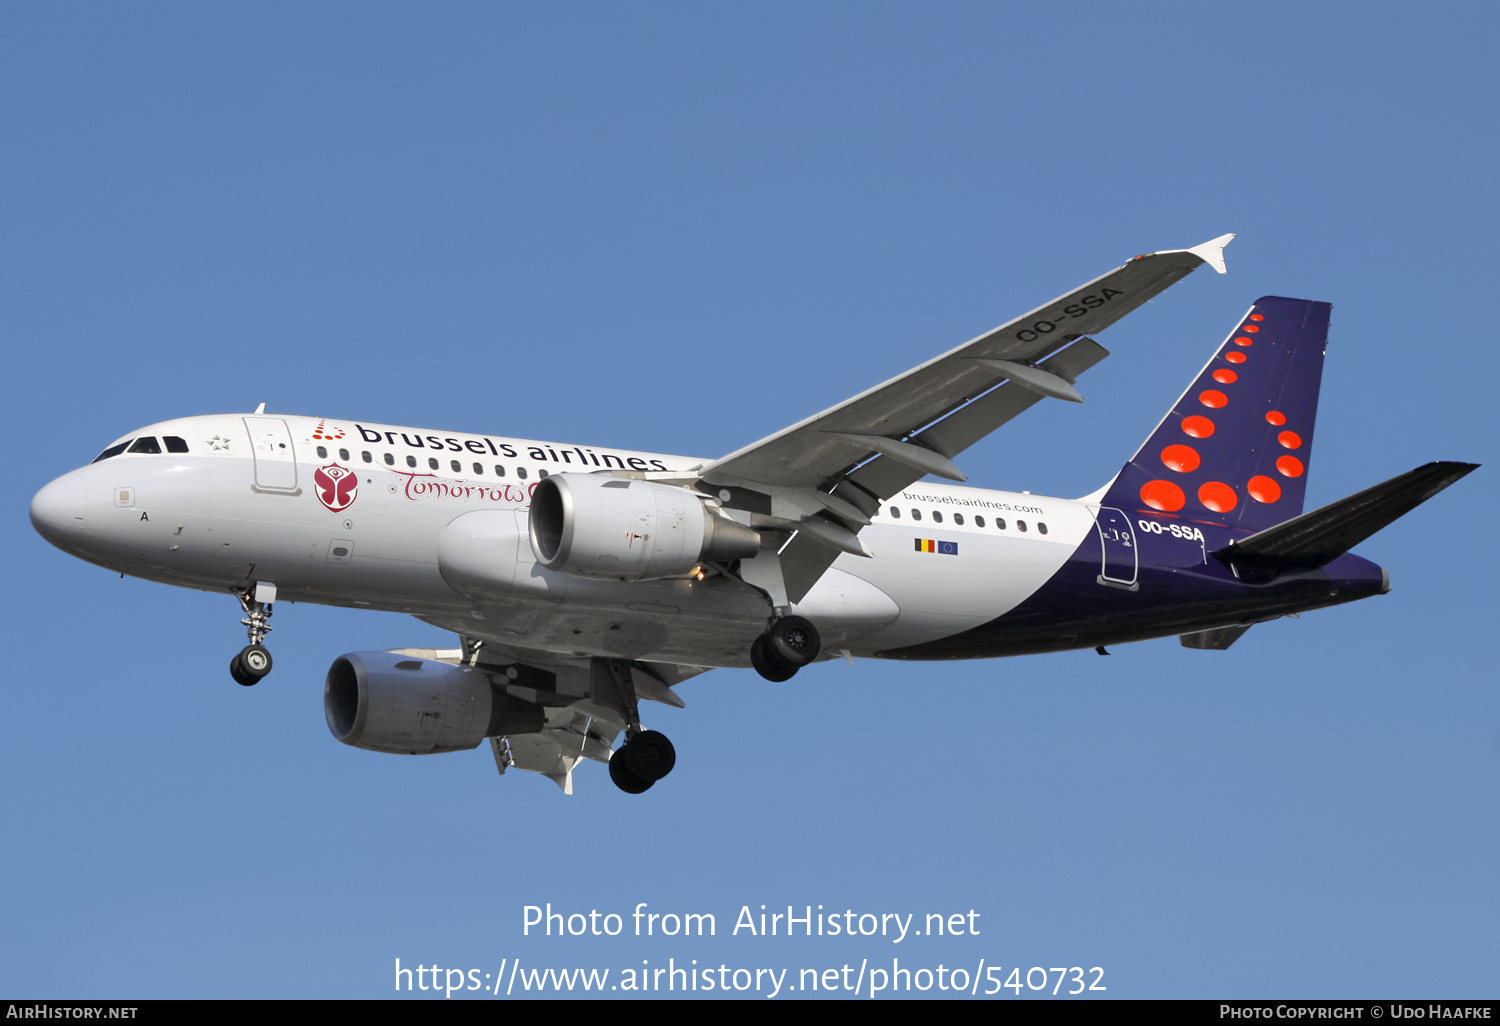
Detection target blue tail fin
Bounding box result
[1099,296,1331,533]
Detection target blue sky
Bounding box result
[4,2,1496,999]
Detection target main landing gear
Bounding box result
[230,583,277,687]
[600,659,677,794]
[609,730,677,794]
[750,615,821,682]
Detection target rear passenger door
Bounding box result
[1088,506,1138,590]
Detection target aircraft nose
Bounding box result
[30,472,87,542]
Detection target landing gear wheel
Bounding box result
[229,653,258,687]
[767,615,821,667]
[234,644,272,684]
[751,634,798,682]
[609,754,654,794]
[619,729,676,782]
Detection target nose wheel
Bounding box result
[230,583,277,686]
[750,615,821,682]
[230,645,273,686]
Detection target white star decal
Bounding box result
[208,435,232,451]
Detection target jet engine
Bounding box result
[325,651,544,755]
[529,473,760,580]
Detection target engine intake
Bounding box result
[529,473,760,580]
[325,651,545,755]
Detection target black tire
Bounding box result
[238,644,273,679]
[620,730,676,782]
[229,653,258,687]
[767,615,820,667]
[609,753,654,794]
[751,634,798,682]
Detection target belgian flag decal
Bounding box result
[915,539,959,555]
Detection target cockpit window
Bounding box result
[128,437,162,454]
[91,441,131,463]
[164,436,189,453]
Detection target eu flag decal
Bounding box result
[915,539,959,555]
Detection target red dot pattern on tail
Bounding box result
[1198,481,1238,512]
[1247,476,1282,503]
[1140,479,1186,512]
[1181,415,1215,438]
[1115,301,1331,528]
[1161,444,1201,473]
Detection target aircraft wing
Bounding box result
[697,235,1233,601]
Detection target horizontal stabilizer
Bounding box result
[1215,461,1478,572]
[1180,623,1253,650]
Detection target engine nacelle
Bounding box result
[325,651,545,755]
[529,473,760,580]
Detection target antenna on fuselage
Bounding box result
[254,402,266,414]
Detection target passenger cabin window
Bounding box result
[406,455,417,468]
[164,436,189,453]
[128,437,162,454]
[1017,520,1028,532]
[472,462,483,475]
[362,451,372,463]
[383,453,394,466]
[494,465,506,477]
[910,509,921,520]
[539,469,548,478]
[339,448,350,461]
[1038,523,1048,535]
[954,513,964,525]
[995,518,1007,530]
[92,441,131,463]
[889,506,900,519]
[932,511,943,523]
[517,467,528,480]
[451,460,462,473]
[428,457,439,470]
[975,515,986,528]
[317,446,328,459]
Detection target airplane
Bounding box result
[28,235,1478,795]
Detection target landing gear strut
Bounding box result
[230,583,277,686]
[599,659,676,794]
[750,615,821,682]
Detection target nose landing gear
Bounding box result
[230,582,277,686]
[750,615,821,682]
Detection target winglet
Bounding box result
[1184,233,1234,274]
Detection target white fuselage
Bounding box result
[32,413,1099,666]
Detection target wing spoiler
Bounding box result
[1213,461,1479,575]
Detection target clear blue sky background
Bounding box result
[4,2,1496,1000]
